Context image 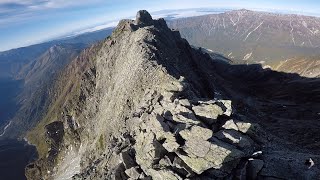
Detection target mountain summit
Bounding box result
[26,10,320,180]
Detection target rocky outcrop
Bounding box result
[26,10,320,180]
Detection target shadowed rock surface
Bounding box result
[25,10,320,180]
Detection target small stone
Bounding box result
[153,103,164,115]
[146,114,171,140]
[179,125,213,141]
[177,140,244,174]
[159,156,172,167]
[134,131,167,170]
[179,99,191,107]
[222,119,239,131]
[184,139,211,158]
[147,169,182,180]
[163,139,180,152]
[305,158,315,169]
[252,151,263,158]
[173,157,194,177]
[125,167,141,180]
[235,121,252,133]
[217,100,232,116]
[214,130,255,154]
[192,104,224,125]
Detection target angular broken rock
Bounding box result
[216,100,232,116]
[145,114,170,140]
[221,119,266,142]
[177,141,245,174]
[178,99,191,107]
[179,125,213,141]
[222,119,239,131]
[162,103,200,125]
[235,121,253,133]
[147,169,182,180]
[214,130,255,155]
[183,139,211,158]
[136,10,153,26]
[162,137,180,152]
[192,103,224,124]
[134,131,167,170]
[172,113,199,125]
[125,167,141,180]
[173,157,194,177]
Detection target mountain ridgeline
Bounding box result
[168,9,320,78]
[25,10,320,180]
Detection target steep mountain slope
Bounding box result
[25,11,320,180]
[0,28,113,138]
[268,56,320,78]
[1,45,80,138]
[0,43,54,78]
[168,9,320,77]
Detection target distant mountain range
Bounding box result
[168,9,320,77]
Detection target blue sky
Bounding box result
[1,0,320,51]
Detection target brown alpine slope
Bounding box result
[26,10,320,180]
[168,9,320,78]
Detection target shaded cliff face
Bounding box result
[26,10,320,180]
[168,9,320,77]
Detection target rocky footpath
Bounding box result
[73,86,264,179]
[26,10,320,180]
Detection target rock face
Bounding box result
[136,10,154,26]
[26,10,320,180]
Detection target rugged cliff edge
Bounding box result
[26,10,320,180]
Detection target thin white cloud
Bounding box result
[0,0,102,8]
[28,0,103,9]
[67,21,119,37]
[152,9,229,19]
[0,0,105,26]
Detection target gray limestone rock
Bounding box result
[222,119,239,131]
[214,130,255,155]
[125,167,141,180]
[192,104,224,125]
[147,169,182,180]
[134,131,167,170]
[179,125,213,141]
[177,141,244,174]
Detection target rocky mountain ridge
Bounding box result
[25,10,320,180]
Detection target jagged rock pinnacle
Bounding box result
[136,10,153,25]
